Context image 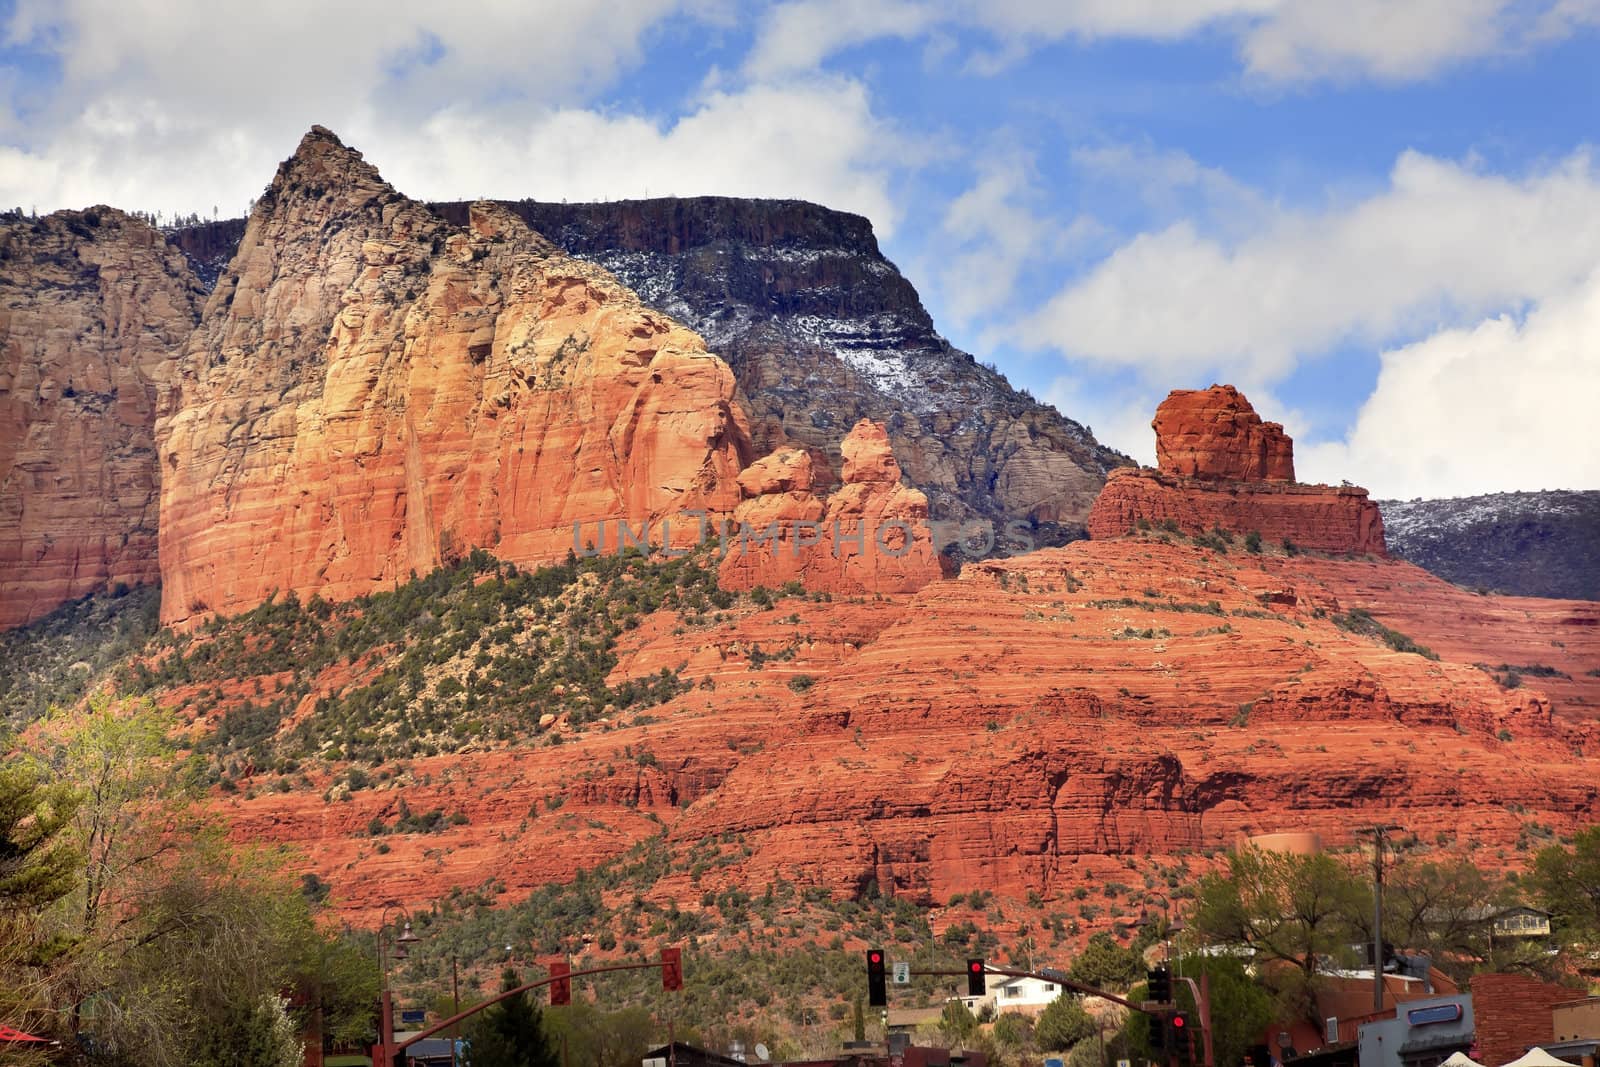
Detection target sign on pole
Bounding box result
[892,962,911,985]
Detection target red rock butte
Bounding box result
[1089,385,1386,556]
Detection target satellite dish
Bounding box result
[755,1045,770,1062]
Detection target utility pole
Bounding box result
[1358,825,1403,1014]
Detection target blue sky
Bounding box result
[2,0,1597,498]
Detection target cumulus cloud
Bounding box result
[743,0,938,79]
[741,0,1600,84]
[380,81,914,235]
[0,2,907,234]
[932,154,1102,326]
[1012,150,1600,385]
[1298,270,1600,498]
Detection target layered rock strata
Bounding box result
[717,419,943,594]
[156,128,754,625]
[0,208,202,628]
[193,539,1598,918]
[1089,386,1386,555]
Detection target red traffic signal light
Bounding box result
[966,959,986,997]
[661,947,682,991]
[866,949,887,1007]
[1173,1011,1191,1031]
[549,960,570,1006]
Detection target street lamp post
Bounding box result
[1357,825,1404,1014]
[375,905,422,1067]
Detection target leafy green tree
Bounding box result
[21,697,378,1062]
[1065,1038,1103,1067]
[0,753,79,1043]
[465,967,560,1067]
[1170,955,1273,1067]
[992,1011,1035,1050]
[1191,846,1366,1021]
[545,1001,656,1067]
[1530,826,1600,945]
[938,1000,978,1046]
[0,756,78,909]
[1382,857,1507,981]
[1034,994,1096,1051]
[1068,932,1141,991]
[190,994,303,1067]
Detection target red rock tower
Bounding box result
[1153,385,1295,482]
[1088,385,1385,555]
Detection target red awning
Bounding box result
[0,1025,47,1042]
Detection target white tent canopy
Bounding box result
[1504,1049,1572,1067]
[1440,1054,1484,1067]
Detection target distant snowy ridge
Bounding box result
[1378,490,1600,601]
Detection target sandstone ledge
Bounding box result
[1088,466,1387,555]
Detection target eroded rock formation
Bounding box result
[0,208,202,629]
[717,419,943,594]
[1089,386,1386,555]
[420,198,1132,543]
[156,128,754,625]
[1154,384,1294,482]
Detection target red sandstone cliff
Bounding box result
[190,539,1598,919]
[155,128,755,626]
[0,208,202,629]
[717,420,943,594]
[1089,385,1385,555]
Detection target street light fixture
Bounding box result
[1356,824,1405,1013]
[376,905,425,1064]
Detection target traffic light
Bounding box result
[1151,1013,1168,1051]
[661,947,682,992]
[866,949,887,1007]
[1147,965,1171,1004]
[966,959,986,997]
[548,960,570,1006]
[1171,1012,1192,1061]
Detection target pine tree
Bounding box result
[464,967,559,1067]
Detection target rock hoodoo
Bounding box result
[717,419,943,594]
[1088,385,1386,555]
[1153,384,1294,482]
[0,208,202,629]
[155,128,755,626]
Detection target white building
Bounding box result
[960,970,1066,1017]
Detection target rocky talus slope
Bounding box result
[1090,385,1386,555]
[0,208,203,629]
[1379,490,1600,601]
[155,128,760,627]
[430,198,1129,545]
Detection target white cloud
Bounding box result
[1012,150,1600,386]
[1042,377,1164,465]
[1239,0,1506,82]
[933,154,1102,325]
[740,0,1600,84]
[1298,270,1600,498]
[0,2,907,235]
[382,80,914,236]
[744,0,938,79]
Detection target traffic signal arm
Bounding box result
[392,958,680,1054]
